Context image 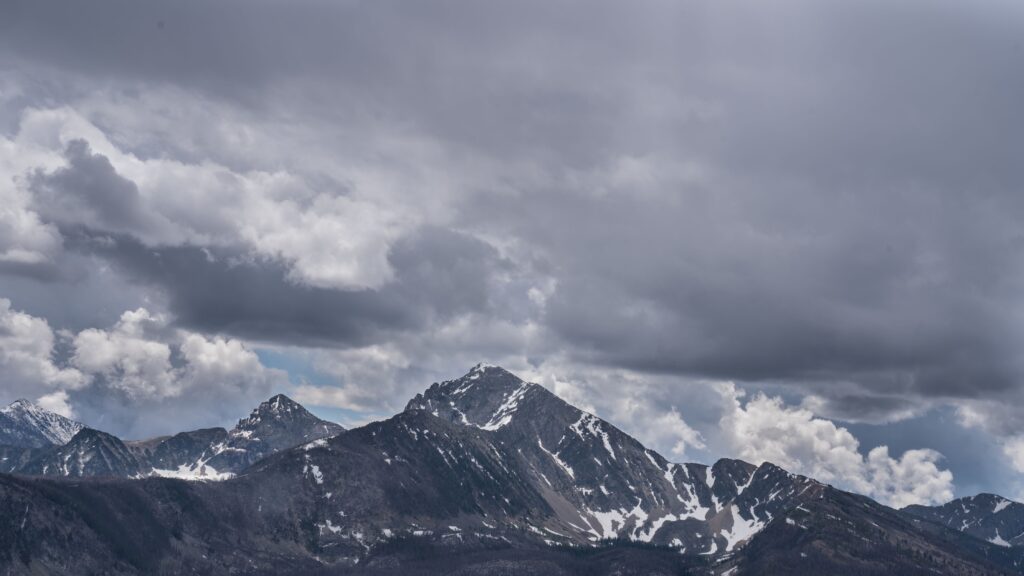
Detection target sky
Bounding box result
[1,0,1023,506]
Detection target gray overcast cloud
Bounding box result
[2,0,1024,502]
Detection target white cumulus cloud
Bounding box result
[717,382,953,507]
[0,297,85,396]
[0,297,291,438]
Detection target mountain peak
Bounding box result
[236,394,318,431]
[6,398,37,410]
[0,397,84,447]
[442,363,520,388]
[262,393,302,413]
[971,492,1015,503]
[468,362,506,375]
[214,394,344,462]
[440,364,531,396]
[404,364,546,431]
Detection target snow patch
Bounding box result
[304,462,324,485]
[319,519,343,534]
[721,505,765,552]
[537,439,575,479]
[151,464,234,481]
[571,414,617,460]
[481,383,533,430]
[303,438,328,450]
[990,529,1011,547]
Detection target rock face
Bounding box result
[905,493,1024,548]
[0,399,84,448]
[1,365,1023,575]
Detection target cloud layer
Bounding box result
[0,0,1022,498]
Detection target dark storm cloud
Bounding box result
[2,0,1024,428]
[29,140,168,237]
[67,226,514,348]
[534,189,1024,400]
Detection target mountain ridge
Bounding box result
[2,365,1023,575]
[0,398,85,448]
[905,493,1024,549]
[2,393,343,480]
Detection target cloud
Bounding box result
[292,344,412,413]
[717,382,953,507]
[1003,437,1024,474]
[865,446,956,509]
[29,139,175,240]
[0,134,63,272]
[799,393,927,425]
[5,1,1023,419]
[1,0,1024,495]
[956,400,1024,478]
[72,224,523,348]
[0,103,539,349]
[0,297,289,438]
[63,307,289,437]
[630,406,706,460]
[35,390,75,419]
[0,297,85,397]
[72,308,178,398]
[14,108,411,291]
[517,364,713,462]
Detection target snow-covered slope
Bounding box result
[0,399,84,448]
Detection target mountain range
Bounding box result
[1,364,1022,575]
[0,394,342,478]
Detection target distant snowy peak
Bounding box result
[905,493,1024,548]
[0,398,85,448]
[233,393,340,433]
[235,394,306,429]
[185,393,346,474]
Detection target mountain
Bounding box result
[16,428,146,478]
[404,364,819,552]
[138,393,345,479]
[0,399,84,448]
[7,394,343,480]
[129,428,229,478]
[905,494,1024,548]
[722,487,1024,575]
[1,365,1022,575]
[198,393,345,474]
